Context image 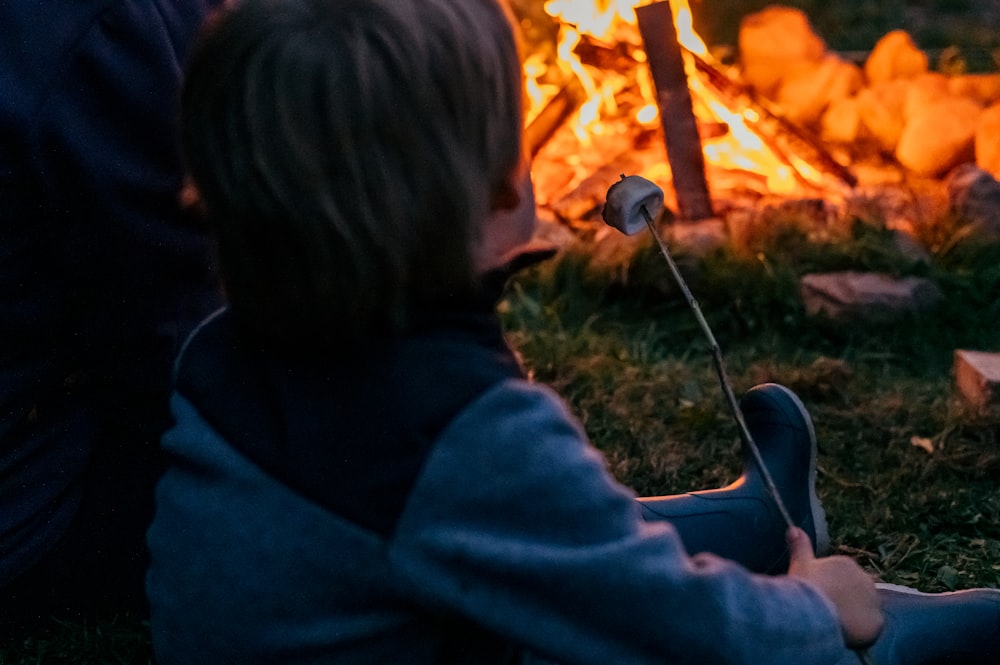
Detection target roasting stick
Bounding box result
[603,174,794,528]
[603,175,877,665]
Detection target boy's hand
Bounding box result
[786,526,884,649]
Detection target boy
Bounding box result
[146,0,999,663]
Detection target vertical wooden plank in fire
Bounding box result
[635,1,714,222]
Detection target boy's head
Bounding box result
[182,0,528,353]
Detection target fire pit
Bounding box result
[514,0,1000,255]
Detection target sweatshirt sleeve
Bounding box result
[389,379,846,665]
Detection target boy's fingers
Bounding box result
[786,526,815,564]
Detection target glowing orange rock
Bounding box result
[738,6,825,98]
[897,97,983,177]
[864,30,929,85]
[975,102,1000,179]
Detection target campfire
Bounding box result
[517,0,1000,251]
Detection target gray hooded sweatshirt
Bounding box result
[146,305,846,664]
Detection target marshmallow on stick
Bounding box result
[602,175,665,235]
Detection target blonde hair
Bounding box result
[182,0,523,353]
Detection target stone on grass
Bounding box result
[954,349,1000,408]
[799,271,943,321]
[946,164,1000,238]
[668,218,728,257]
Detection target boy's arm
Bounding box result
[389,379,847,665]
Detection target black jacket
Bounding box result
[0,0,223,585]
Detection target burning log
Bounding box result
[526,77,587,158]
[689,52,859,188]
[566,26,859,192]
[635,1,714,222]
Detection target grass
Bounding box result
[0,613,152,665]
[6,217,995,664]
[500,212,1000,596]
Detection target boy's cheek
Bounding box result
[503,172,539,257]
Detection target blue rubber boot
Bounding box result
[637,383,829,574]
[864,584,1000,665]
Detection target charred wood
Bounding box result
[550,151,646,223]
[636,1,715,222]
[526,77,587,157]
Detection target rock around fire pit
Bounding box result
[799,272,943,322]
[740,6,1000,180]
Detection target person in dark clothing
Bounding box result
[146,0,999,663]
[0,0,224,631]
